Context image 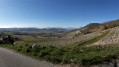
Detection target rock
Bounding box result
[32,44,40,48]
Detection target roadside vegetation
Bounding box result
[1,30,118,66]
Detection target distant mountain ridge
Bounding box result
[0,28,73,33]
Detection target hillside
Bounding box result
[65,19,119,38]
[92,26,119,46]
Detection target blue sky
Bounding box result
[0,0,119,28]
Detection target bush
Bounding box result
[21,47,30,53]
[16,48,22,52]
[32,47,41,52]
[51,48,65,57]
[82,56,104,65]
[50,56,62,64]
[44,55,51,61]
[38,50,48,57]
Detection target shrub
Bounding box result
[50,56,62,64]
[32,47,41,52]
[16,48,22,52]
[21,47,30,53]
[38,50,48,57]
[51,48,65,57]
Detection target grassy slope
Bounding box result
[1,30,118,66]
[64,30,110,48]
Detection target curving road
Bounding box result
[0,47,56,67]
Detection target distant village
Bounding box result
[0,35,14,44]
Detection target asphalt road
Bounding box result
[0,47,55,67]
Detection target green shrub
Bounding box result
[51,48,65,57]
[32,52,38,56]
[32,47,41,52]
[21,47,30,53]
[38,50,48,57]
[50,56,62,64]
[44,55,51,61]
[16,48,22,52]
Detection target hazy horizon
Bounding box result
[0,19,119,28]
[0,19,118,28]
[0,26,79,29]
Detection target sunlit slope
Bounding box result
[93,27,119,46]
[65,19,119,38]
